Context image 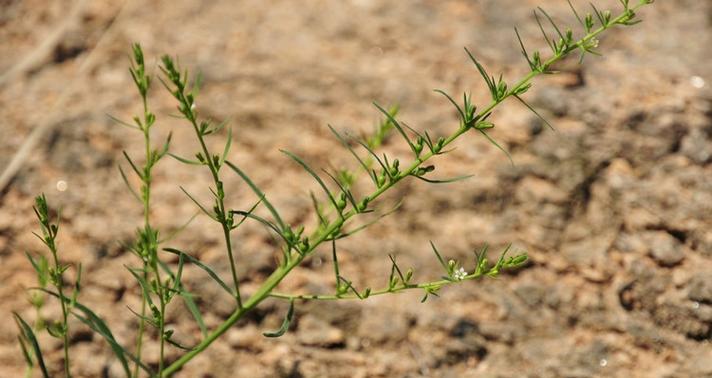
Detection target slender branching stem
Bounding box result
[159,4,649,374]
[186,108,243,309]
[133,87,152,378]
[50,243,71,378]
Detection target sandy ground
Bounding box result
[1,0,711,377]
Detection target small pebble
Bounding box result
[690,76,705,89]
[56,180,68,192]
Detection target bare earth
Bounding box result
[1,0,711,377]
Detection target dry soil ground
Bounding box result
[1,0,711,377]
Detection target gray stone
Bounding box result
[645,231,685,267]
[688,273,712,303]
[297,314,345,347]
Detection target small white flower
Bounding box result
[454,267,468,281]
[190,102,196,111]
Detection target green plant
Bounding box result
[16,1,654,376]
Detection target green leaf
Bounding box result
[534,9,555,53]
[537,7,566,42]
[281,150,341,215]
[229,211,291,247]
[168,152,204,165]
[25,252,49,287]
[412,173,474,184]
[373,102,418,156]
[219,127,233,168]
[17,334,33,369]
[156,258,207,337]
[107,113,141,130]
[163,247,234,298]
[434,89,466,122]
[122,151,143,181]
[327,125,377,185]
[180,186,217,221]
[39,289,149,376]
[158,212,199,243]
[118,165,141,202]
[125,267,156,310]
[13,313,49,378]
[477,129,513,166]
[513,94,555,132]
[225,161,286,231]
[329,200,402,240]
[464,48,497,100]
[263,299,295,337]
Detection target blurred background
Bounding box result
[1,0,710,377]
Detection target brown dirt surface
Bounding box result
[1,0,711,377]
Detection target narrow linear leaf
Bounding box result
[38,290,145,376]
[514,27,537,71]
[126,306,158,328]
[355,139,388,172]
[219,127,233,167]
[180,186,217,221]
[567,0,585,28]
[434,89,466,121]
[159,211,199,243]
[412,174,474,184]
[330,200,403,239]
[168,152,203,165]
[338,276,363,299]
[310,192,328,227]
[263,299,295,337]
[477,129,513,166]
[281,150,341,215]
[17,334,33,369]
[388,254,406,283]
[537,7,565,41]
[118,166,141,202]
[156,258,207,337]
[230,211,292,247]
[430,241,448,272]
[163,247,234,298]
[233,199,263,229]
[330,238,342,284]
[13,313,49,378]
[513,94,555,132]
[225,161,286,231]
[464,48,497,98]
[125,267,156,310]
[107,113,141,130]
[373,102,418,155]
[322,169,358,209]
[327,125,377,185]
[534,9,555,52]
[122,151,143,180]
[165,336,195,351]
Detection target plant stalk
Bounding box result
[161,5,646,375]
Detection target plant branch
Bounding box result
[160,3,651,375]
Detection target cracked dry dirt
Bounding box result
[1,0,711,377]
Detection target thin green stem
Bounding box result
[182,100,243,308]
[270,276,465,301]
[134,82,154,378]
[50,246,71,378]
[161,5,648,375]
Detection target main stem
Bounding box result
[162,7,641,376]
[134,96,152,378]
[52,245,71,378]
